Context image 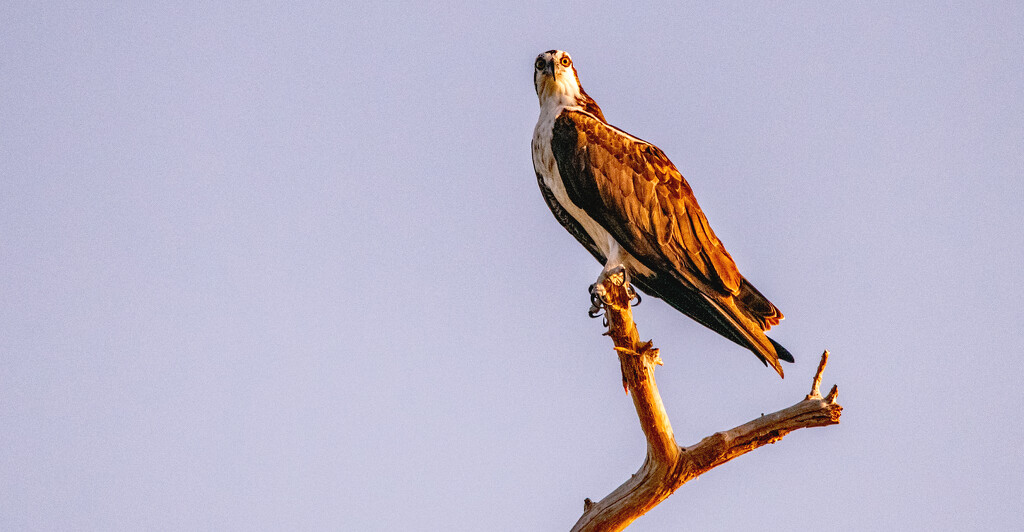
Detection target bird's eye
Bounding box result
[535,58,545,70]
[560,57,571,67]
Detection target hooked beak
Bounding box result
[544,61,554,79]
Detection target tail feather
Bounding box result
[633,273,795,377]
[769,337,795,363]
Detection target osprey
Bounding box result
[531,50,794,377]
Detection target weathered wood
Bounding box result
[571,279,842,532]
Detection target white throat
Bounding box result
[535,71,585,119]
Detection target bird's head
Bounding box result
[533,50,605,121]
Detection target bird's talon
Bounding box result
[627,284,641,307]
[606,265,627,287]
[588,283,608,318]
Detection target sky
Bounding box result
[2,2,1023,531]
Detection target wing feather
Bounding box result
[551,109,789,375]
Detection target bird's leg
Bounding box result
[589,264,638,317]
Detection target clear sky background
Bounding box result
[3,2,1022,531]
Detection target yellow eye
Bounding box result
[535,58,545,70]
[560,57,571,67]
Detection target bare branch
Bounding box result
[807,349,830,399]
[570,280,842,532]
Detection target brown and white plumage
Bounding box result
[531,50,794,377]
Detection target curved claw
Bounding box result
[588,283,606,318]
[589,279,642,315]
[629,287,642,307]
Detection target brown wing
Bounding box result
[551,109,791,375]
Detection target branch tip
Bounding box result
[825,384,839,404]
[809,349,830,398]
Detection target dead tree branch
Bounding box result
[570,278,842,532]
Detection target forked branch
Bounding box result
[570,279,842,532]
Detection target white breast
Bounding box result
[531,105,656,277]
[532,106,615,260]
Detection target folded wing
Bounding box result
[551,110,792,376]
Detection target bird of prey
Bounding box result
[531,50,794,377]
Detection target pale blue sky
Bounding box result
[3,2,1022,531]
